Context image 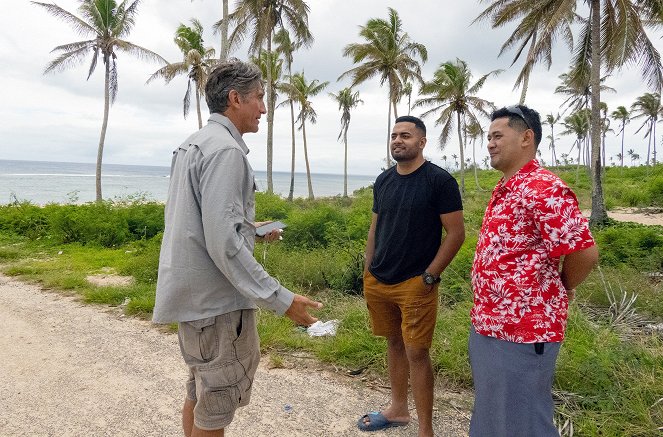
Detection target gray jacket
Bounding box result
[153,114,294,323]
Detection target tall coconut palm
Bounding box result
[274,28,304,201]
[478,0,663,226]
[554,68,614,115]
[465,121,484,190]
[473,0,575,104]
[340,8,427,168]
[599,102,612,168]
[279,72,329,200]
[252,50,283,155]
[413,59,500,194]
[217,0,313,193]
[543,113,560,166]
[33,0,165,202]
[611,105,630,168]
[631,92,662,166]
[561,108,591,182]
[330,87,363,197]
[147,19,216,129]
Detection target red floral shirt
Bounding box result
[471,160,595,343]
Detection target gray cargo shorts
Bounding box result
[178,309,260,431]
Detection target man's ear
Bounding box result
[419,137,427,150]
[522,129,535,150]
[227,89,241,109]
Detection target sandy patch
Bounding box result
[86,273,135,287]
[0,275,470,436]
[582,207,663,226]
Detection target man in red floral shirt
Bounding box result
[469,105,599,437]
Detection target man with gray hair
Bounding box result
[153,59,322,437]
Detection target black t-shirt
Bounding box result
[369,161,462,284]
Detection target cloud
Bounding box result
[1,0,662,176]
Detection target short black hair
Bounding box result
[491,105,542,148]
[394,115,426,136]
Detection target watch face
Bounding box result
[423,274,434,285]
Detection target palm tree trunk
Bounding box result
[576,139,582,183]
[343,126,348,197]
[620,125,625,168]
[589,0,608,226]
[385,96,392,168]
[96,60,111,203]
[646,123,652,166]
[519,33,537,105]
[456,111,465,194]
[195,87,203,129]
[473,138,481,190]
[265,40,274,193]
[653,123,657,164]
[220,0,229,61]
[287,99,296,201]
[302,120,314,200]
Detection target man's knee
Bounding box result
[405,345,430,364]
[386,335,405,350]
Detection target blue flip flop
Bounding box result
[357,411,409,431]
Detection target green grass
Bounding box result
[0,165,662,434]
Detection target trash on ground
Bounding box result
[306,319,339,337]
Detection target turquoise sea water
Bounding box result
[0,159,375,205]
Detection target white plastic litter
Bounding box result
[306,319,339,337]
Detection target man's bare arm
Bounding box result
[364,213,378,274]
[560,245,599,291]
[425,210,466,278]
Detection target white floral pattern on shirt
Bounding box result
[470,160,595,343]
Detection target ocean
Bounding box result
[0,159,376,205]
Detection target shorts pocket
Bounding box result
[179,316,219,363]
[200,360,248,415]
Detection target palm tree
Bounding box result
[330,88,363,198]
[33,0,165,202]
[147,19,216,129]
[279,72,329,200]
[611,105,630,168]
[465,121,484,190]
[218,0,313,193]
[561,109,591,183]
[473,0,575,104]
[340,8,427,168]
[631,92,662,166]
[599,102,612,169]
[413,59,500,194]
[402,82,413,115]
[451,154,459,169]
[253,50,283,160]
[554,68,614,116]
[274,29,304,201]
[543,113,560,167]
[478,0,663,226]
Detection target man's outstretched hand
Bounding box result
[285,294,323,326]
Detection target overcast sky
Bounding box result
[1,0,662,176]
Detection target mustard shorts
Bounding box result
[363,271,438,349]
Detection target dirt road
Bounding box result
[0,275,470,437]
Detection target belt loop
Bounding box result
[534,342,545,355]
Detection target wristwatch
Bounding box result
[422,272,440,285]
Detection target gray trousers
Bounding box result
[468,326,561,437]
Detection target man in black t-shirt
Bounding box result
[357,116,465,435]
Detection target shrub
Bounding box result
[121,203,164,240]
[0,202,49,239]
[48,203,130,247]
[594,223,663,272]
[255,192,291,221]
